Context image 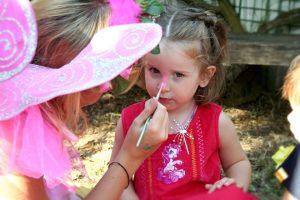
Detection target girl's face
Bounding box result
[287,103,300,142]
[145,41,215,113]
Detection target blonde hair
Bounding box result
[32,0,110,134]
[282,55,300,106]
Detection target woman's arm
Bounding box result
[0,174,48,200]
[86,98,168,200]
[110,119,139,200]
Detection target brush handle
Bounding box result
[136,83,164,147]
[136,117,151,147]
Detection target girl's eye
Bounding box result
[175,72,184,78]
[149,67,160,74]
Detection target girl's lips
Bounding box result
[159,97,171,103]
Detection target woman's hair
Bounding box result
[282,55,300,105]
[159,6,227,104]
[31,0,111,134]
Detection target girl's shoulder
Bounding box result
[121,100,146,135]
[121,100,146,116]
[197,102,222,117]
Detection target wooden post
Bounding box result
[227,34,300,66]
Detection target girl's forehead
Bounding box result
[146,41,197,67]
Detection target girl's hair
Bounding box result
[154,5,227,105]
[31,0,110,133]
[282,55,300,105]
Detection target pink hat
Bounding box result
[0,1,162,120]
[0,0,37,81]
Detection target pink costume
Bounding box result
[0,0,162,199]
[122,101,222,199]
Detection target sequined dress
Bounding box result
[121,101,222,200]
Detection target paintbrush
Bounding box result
[136,82,164,147]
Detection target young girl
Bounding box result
[110,6,252,200]
[275,55,300,200]
[0,0,168,199]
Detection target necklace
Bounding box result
[169,105,197,155]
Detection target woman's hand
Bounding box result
[86,98,168,200]
[115,98,168,175]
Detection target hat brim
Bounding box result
[0,0,37,81]
[0,23,162,120]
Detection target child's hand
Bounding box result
[205,177,236,193]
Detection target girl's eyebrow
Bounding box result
[172,68,192,74]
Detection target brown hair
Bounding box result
[32,0,110,133]
[135,5,227,105]
[282,55,300,105]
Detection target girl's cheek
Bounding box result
[287,111,300,141]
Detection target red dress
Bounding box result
[122,101,222,200]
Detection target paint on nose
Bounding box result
[160,75,167,89]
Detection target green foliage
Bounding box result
[138,0,163,55]
[111,76,129,95]
[146,1,164,15]
[151,44,160,54]
[137,0,164,16]
[140,16,153,23]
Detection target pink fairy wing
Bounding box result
[107,0,141,86]
[0,23,162,120]
[0,0,37,81]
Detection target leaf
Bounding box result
[151,45,160,54]
[146,3,163,15]
[111,76,129,95]
[140,16,153,23]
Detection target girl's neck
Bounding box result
[168,101,197,134]
[168,100,197,120]
[168,102,197,137]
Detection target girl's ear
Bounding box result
[199,65,216,87]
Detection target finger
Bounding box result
[148,101,167,127]
[224,178,235,186]
[154,102,168,140]
[208,183,218,193]
[208,179,226,193]
[134,99,158,125]
[205,184,212,190]
[216,182,224,189]
[163,108,169,139]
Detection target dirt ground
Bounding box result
[71,86,298,200]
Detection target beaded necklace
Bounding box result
[169,105,197,155]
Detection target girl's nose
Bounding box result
[159,80,170,92]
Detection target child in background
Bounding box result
[0,0,168,199]
[275,55,300,200]
[110,5,251,200]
